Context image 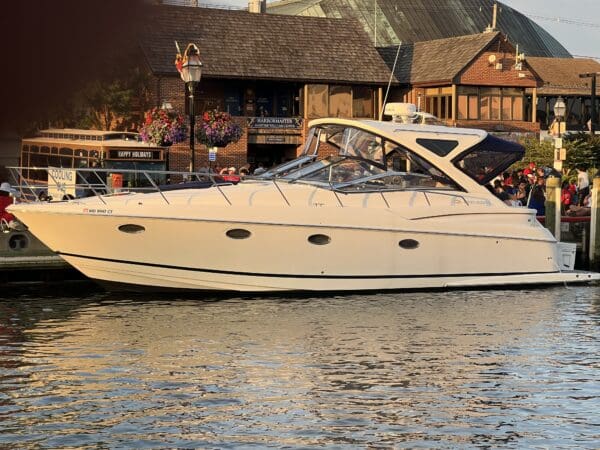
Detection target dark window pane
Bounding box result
[416,138,459,156]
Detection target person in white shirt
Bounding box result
[576,166,589,206]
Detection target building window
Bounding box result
[353,86,374,118]
[423,87,452,120]
[307,84,329,119]
[306,85,377,119]
[224,88,243,116]
[457,86,524,121]
[329,85,352,117]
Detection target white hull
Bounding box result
[10,194,600,292]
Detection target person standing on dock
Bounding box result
[576,166,590,206]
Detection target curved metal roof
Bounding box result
[268,0,571,58]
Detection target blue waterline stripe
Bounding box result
[58,252,558,280]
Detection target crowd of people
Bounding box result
[490,162,592,217]
[209,162,271,182]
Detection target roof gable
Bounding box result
[378,32,499,84]
[526,57,600,95]
[141,5,394,84]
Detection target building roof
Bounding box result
[141,5,394,84]
[526,57,600,95]
[378,32,499,84]
[268,0,571,58]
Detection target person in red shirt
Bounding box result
[561,180,573,214]
[0,182,16,224]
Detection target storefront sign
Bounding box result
[248,134,302,145]
[247,117,302,129]
[47,168,77,200]
[108,149,162,160]
[265,135,287,144]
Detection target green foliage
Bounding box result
[515,136,554,169]
[75,79,133,130]
[68,66,153,131]
[515,134,600,179]
[564,132,600,170]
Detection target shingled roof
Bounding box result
[141,5,394,84]
[378,32,499,85]
[526,57,600,95]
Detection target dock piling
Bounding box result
[590,175,600,270]
[545,176,560,240]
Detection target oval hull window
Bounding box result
[118,224,145,234]
[226,229,251,239]
[308,234,331,245]
[399,239,419,249]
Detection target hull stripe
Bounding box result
[58,252,559,280]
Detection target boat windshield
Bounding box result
[261,124,459,191]
[452,134,525,185]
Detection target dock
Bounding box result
[0,230,81,284]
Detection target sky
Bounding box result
[200,0,600,59]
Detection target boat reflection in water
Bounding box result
[8,103,600,291]
[0,288,599,447]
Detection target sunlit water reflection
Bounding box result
[0,284,599,448]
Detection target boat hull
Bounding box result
[60,252,599,292]
[10,203,599,292]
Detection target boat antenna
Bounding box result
[379,41,402,120]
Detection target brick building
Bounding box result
[140,5,395,172]
[379,31,541,134]
[139,4,599,172]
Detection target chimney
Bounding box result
[248,0,266,13]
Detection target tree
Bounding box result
[564,132,600,171]
[517,136,554,169]
[73,67,153,131]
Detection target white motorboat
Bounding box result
[8,107,600,291]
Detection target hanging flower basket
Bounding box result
[139,108,187,146]
[196,111,242,148]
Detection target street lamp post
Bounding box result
[180,44,203,172]
[552,96,566,172]
[549,96,567,241]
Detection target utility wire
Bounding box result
[518,12,600,29]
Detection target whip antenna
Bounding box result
[380,42,402,120]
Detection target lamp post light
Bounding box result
[553,96,566,138]
[180,44,203,172]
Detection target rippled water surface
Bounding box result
[1,283,599,448]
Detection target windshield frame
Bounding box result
[258,123,462,192]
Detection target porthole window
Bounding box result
[118,224,145,234]
[226,229,251,239]
[399,239,419,249]
[308,234,331,245]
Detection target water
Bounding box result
[1,283,599,448]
